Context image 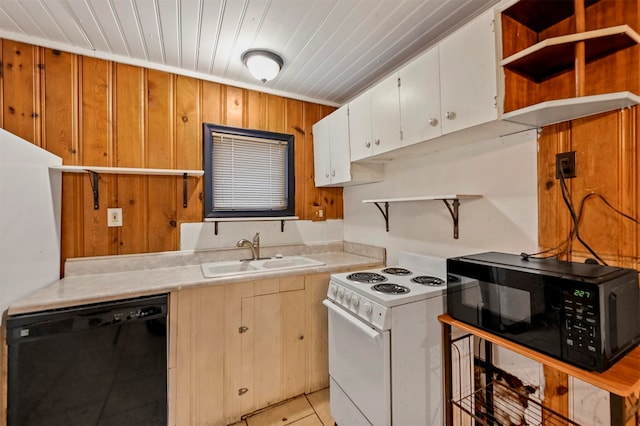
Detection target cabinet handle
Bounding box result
[238,326,249,334]
[331,170,336,177]
[429,118,439,127]
[238,388,248,396]
[298,334,305,340]
[445,111,456,120]
[374,139,380,146]
[325,172,330,178]
[365,141,371,148]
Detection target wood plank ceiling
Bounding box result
[0,0,498,105]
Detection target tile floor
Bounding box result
[231,388,334,426]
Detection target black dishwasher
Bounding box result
[6,294,168,426]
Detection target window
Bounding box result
[203,123,295,219]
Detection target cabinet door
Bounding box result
[305,273,331,392]
[348,89,373,161]
[399,46,442,145]
[371,72,402,155]
[328,105,351,184]
[439,8,498,134]
[312,116,331,187]
[172,286,226,426]
[240,281,307,412]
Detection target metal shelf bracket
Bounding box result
[373,202,390,232]
[89,171,99,210]
[441,199,461,239]
[182,173,188,208]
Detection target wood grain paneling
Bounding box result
[0,39,341,269]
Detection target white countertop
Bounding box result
[8,242,385,315]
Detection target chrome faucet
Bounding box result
[237,232,260,260]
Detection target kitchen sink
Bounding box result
[201,256,325,278]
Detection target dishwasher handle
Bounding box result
[322,299,381,340]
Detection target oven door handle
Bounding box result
[322,300,381,340]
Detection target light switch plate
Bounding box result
[108,208,123,227]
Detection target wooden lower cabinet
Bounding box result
[170,272,331,426]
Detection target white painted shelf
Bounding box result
[49,165,204,176]
[204,216,299,235]
[50,165,204,210]
[502,91,640,127]
[362,195,482,239]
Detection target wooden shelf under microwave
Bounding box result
[439,313,640,396]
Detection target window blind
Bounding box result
[212,132,288,211]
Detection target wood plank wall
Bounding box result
[0,39,342,270]
[502,0,640,420]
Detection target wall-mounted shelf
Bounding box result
[501,0,601,33]
[50,165,204,210]
[502,91,640,127]
[501,25,640,83]
[203,216,299,235]
[362,195,481,239]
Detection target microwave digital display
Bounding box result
[573,289,593,300]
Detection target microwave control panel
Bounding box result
[561,288,600,368]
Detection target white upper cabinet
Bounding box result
[328,106,352,185]
[398,46,442,145]
[370,73,402,155]
[313,105,383,187]
[348,89,373,162]
[312,112,332,187]
[349,73,401,161]
[439,8,498,134]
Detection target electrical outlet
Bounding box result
[555,151,577,179]
[107,208,123,227]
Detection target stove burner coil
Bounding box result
[382,267,412,276]
[411,276,445,286]
[346,272,387,284]
[372,283,410,294]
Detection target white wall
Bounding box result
[343,129,539,264]
[181,219,344,251]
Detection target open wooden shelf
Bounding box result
[501,0,600,33]
[502,91,640,127]
[439,313,640,397]
[502,25,640,82]
[49,165,204,176]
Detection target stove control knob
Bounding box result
[337,287,344,300]
[351,296,360,308]
[344,292,352,303]
[363,302,373,314]
[329,284,338,296]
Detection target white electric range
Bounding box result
[324,252,447,426]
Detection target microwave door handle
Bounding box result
[322,300,381,340]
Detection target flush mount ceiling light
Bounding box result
[242,49,283,83]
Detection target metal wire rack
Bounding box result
[449,333,583,426]
[452,380,581,426]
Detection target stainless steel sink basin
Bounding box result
[201,256,325,278]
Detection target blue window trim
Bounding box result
[202,123,295,219]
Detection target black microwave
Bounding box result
[447,252,640,372]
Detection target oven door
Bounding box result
[323,300,391,426]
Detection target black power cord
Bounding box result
[522,166,640,265]
[557,166,607,265]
